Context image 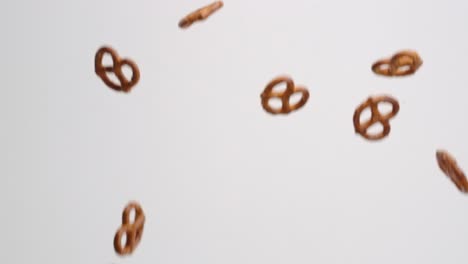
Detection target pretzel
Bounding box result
[436,150,468,193]
[95,46,140,92]
[353,95,399,140]
[260,76,309,115]
[114,202,145,255]
[372,50,422,76]
[179,1,224,28]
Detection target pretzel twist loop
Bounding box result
[260,76,309,115]
[114,202,145,255]
[353,95,400,140]
[372,50,422,77]
[95,46,140,92]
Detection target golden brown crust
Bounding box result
[372,50,422,77]
[436,150,468,193]
[260,76,309,115]
[179,1,224,29]
[114,202,145,255]
[95,46,140,92]
[353,95,399,140]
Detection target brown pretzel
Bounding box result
[95,46,140,92]
[114,202,145,255]
[260,76,309,115]
[179,1,224,28]
[436,150,468,193]
[372,50,422,76]
[353,95,400,140]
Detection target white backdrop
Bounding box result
[2,0,468,263]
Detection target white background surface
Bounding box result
[2,0,468,263]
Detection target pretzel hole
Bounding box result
[120,232,128,247]
[359,108,372,123]
[102,53,114,67]
[271,82,288,93]
[128,209,136,223]
[268,98,283,110]
[377,64,390,71]
[121,65,134,80]
[289,92,303,106]
[367,122,384,135]
[396,65,411,73]
[377,102,394,116]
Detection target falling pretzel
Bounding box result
[179,1,224,29]
[114,202,145,256]
[372,50,423,77]
[436,150,468,193]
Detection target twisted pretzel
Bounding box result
[353,95,400,140]
[114,202,145,255]
[95,46,140,92]
[260,76,309,115]
[179,1,224,29]
[372,50,422,76]
[436,150,468,193]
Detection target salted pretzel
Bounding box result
[114,202,145,255]
[260,76,309,115]
[436,150,468,193]
[353,95,400,140]
[179,1,224,28]
[372,50,422,76]
[95,46,140,92]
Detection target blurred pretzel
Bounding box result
[114,202,145,255]
[353,95,399,140]
[261,76,309,115]
[179,1,224,28]
[436,150,468,193]
[372,50,422,76]
[95,46,140,92]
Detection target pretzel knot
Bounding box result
[436,150,468,193]
[95,46,140,92]
[372,50,422,76]
[114,202,145,255]
[260,76,309,115]
[353,95,400,140]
